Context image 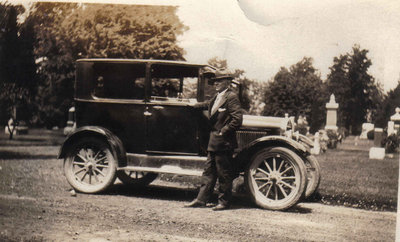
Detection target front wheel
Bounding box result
[64,137,117,193]
[245,147,307,210]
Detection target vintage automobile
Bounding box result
[58,59,320,211]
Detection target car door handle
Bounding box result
[144,111,152,116]
[153,105,164,110]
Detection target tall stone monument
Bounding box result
[390,107,400,131]
[387,121,395,136]
[325,94,339,131]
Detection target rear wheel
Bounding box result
[64,137,117,193]
[303,155,321,198]
[116,170,158,186]
[245,147,307,210]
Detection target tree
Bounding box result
[375,81,400,128]
[27,3,187,127]
[263,57,327,133]
[0,3,36,139]
[246,80,268,115]
[327,45,383,134]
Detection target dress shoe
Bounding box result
[184,199,206,208]
[212,204,230,211]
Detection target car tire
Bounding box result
[245,147,307,210]
[116,171,158,186]
[64,137,117,193]
[303,155,321,198]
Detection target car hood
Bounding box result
[242,115,293,131]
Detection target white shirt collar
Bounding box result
[217,88,228,97]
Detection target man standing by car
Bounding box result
[185,69,243,211]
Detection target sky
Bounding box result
[10,0,400,92]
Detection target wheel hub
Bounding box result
[269,171,281,183]
[86,161,95,171]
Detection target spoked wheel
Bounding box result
[245,147,307,210]
[64,137,117,193]
[303,155,321,198]
[117,170,158,186]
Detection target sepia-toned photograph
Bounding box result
[0,0,399,241]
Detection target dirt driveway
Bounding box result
[0,145,397,241]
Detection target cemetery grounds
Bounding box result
[0,128,397,241]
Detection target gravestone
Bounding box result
[4,106,29,135]
[387,121,395,136]
[390,107,400,131]
[311,132,320,155]
[63,107,76,136]
[373,128,383,146]
[325,94,338,131]
[369,128,385,160]
[360,123,374,139]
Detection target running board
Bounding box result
[120,153,207,176]
[118,165,203,176]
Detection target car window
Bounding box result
[150,64,199,102]
[93,63,146,100]
[151,78,180,98]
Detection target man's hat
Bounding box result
[201,66,216,79]
[210,69,234,83]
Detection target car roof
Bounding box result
[77,58,215,69]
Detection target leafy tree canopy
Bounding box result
[327,45,383,134]
[26,3,187,127]
[263,57,327,133]
[375,81,400,128]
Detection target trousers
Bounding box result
[196,151,234,206]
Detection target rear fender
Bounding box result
[235,135,309,172]
[58,126,126,167]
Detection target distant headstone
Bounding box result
[311,132,320,155]
[373,128,383,146]
[360,123,374,139]
[390,107,400,133]
[4,118,28,135]
[390,107,400,122]
[63,107,76,136]
[369,147,385,160]
[325,94,339,131]
[369,127,385,160]
[387,121,395,136]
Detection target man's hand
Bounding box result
[193,101,208,110]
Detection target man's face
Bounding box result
[214,79,230,92]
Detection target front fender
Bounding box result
[235,135,310,172]
[58,126,126,167]
[244,135,309,153]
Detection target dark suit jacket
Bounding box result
[205,89,243,152]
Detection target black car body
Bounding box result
[59,59,320,210]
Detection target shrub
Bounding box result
[326,130,339,149]
[381,132,400,153]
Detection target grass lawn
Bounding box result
[315,136,398,211]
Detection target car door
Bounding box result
[87,62,148,154]
[145,64,201,155]
[146,101,200,154]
